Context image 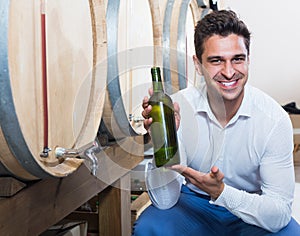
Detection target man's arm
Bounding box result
[212,115,295,232]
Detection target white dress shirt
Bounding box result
[146,83,295,233]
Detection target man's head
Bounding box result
[193,10,251,119]
[194,10,251,63]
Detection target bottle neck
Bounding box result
[152,80,163,92]
[151,67,164,92]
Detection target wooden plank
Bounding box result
[0,177,26,197]
[131,191,151,228]
[0,136,143,235]
[65,211,99,233]
[0,165,105,235]
[290,114,300,128]
[98,173,131,236]
[131,191,151,216]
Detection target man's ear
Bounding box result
[193,55,202,75]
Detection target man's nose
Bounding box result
[221,61,235,79]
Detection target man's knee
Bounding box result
[274,218,300,235]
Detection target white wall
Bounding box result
[223,0,300,106]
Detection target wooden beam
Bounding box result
[131,191,151,228]
[98,173,131,236]
[0,177,26,197]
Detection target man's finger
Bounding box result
[170,165,201,177]
[169,164,186,173]
[210,166,224,181]
[173,102,180,113]
[148,88,153,96]
[142,96,149,109]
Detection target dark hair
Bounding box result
[194,10,251,62]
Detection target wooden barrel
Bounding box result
[98,0,154,142]
[0,0,107,180]
[97,0,213,142]
[160,0,213,94]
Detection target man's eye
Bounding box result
[232,57,245,64]
[210,59,222,65]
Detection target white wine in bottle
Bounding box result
[149,67,180,167]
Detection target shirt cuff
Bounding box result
[209,184,244,210]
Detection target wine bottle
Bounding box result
[149,67,180,167]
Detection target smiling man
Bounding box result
[194,33,249,127]
[133,10,300,235]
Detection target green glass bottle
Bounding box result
[149,67,180,167]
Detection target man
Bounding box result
[133,10,300,235]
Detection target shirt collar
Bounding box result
[195,84,252,124]
[235,84,252,118]
[195,83,210,114]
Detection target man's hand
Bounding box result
[141,88,181,131]
[170,165,225,200]
[141,88,153,131]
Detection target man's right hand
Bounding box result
[141,88,181,132]
[141,88,153,132]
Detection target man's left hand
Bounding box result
[170,165,225,200]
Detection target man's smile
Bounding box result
[218,79,239,88]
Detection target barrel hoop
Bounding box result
[106,0,138,137]
[177,0,190,90]
[162,0,175,95]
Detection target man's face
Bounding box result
[195,34,249,104]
